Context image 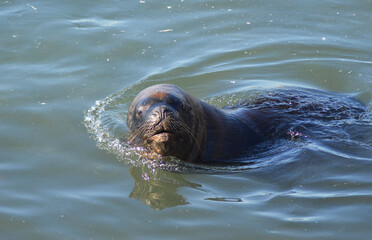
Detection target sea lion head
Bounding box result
[127,84,203,161]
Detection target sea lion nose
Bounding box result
[159,105,172,118]
[151,105,172,121]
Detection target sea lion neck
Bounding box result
[200,102,265,162]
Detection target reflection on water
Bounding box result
[129,166,201,210]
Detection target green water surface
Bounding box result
[1,0,372,239]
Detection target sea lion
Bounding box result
[126,84,269,163]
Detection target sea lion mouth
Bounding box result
[152,130,172,138]
[143,120,174,140]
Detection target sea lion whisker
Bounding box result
[128,123,152,143]
[128,128,144,143]
[172,120,202,154]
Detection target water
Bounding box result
[1,0,372,239]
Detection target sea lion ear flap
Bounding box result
[186,97,194,110]
[184,92,199,111]
[127,104,135,130]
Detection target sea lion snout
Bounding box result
[147,104,178,124]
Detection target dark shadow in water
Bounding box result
[129,166,202,210]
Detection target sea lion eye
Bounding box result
[136,109,142,116]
